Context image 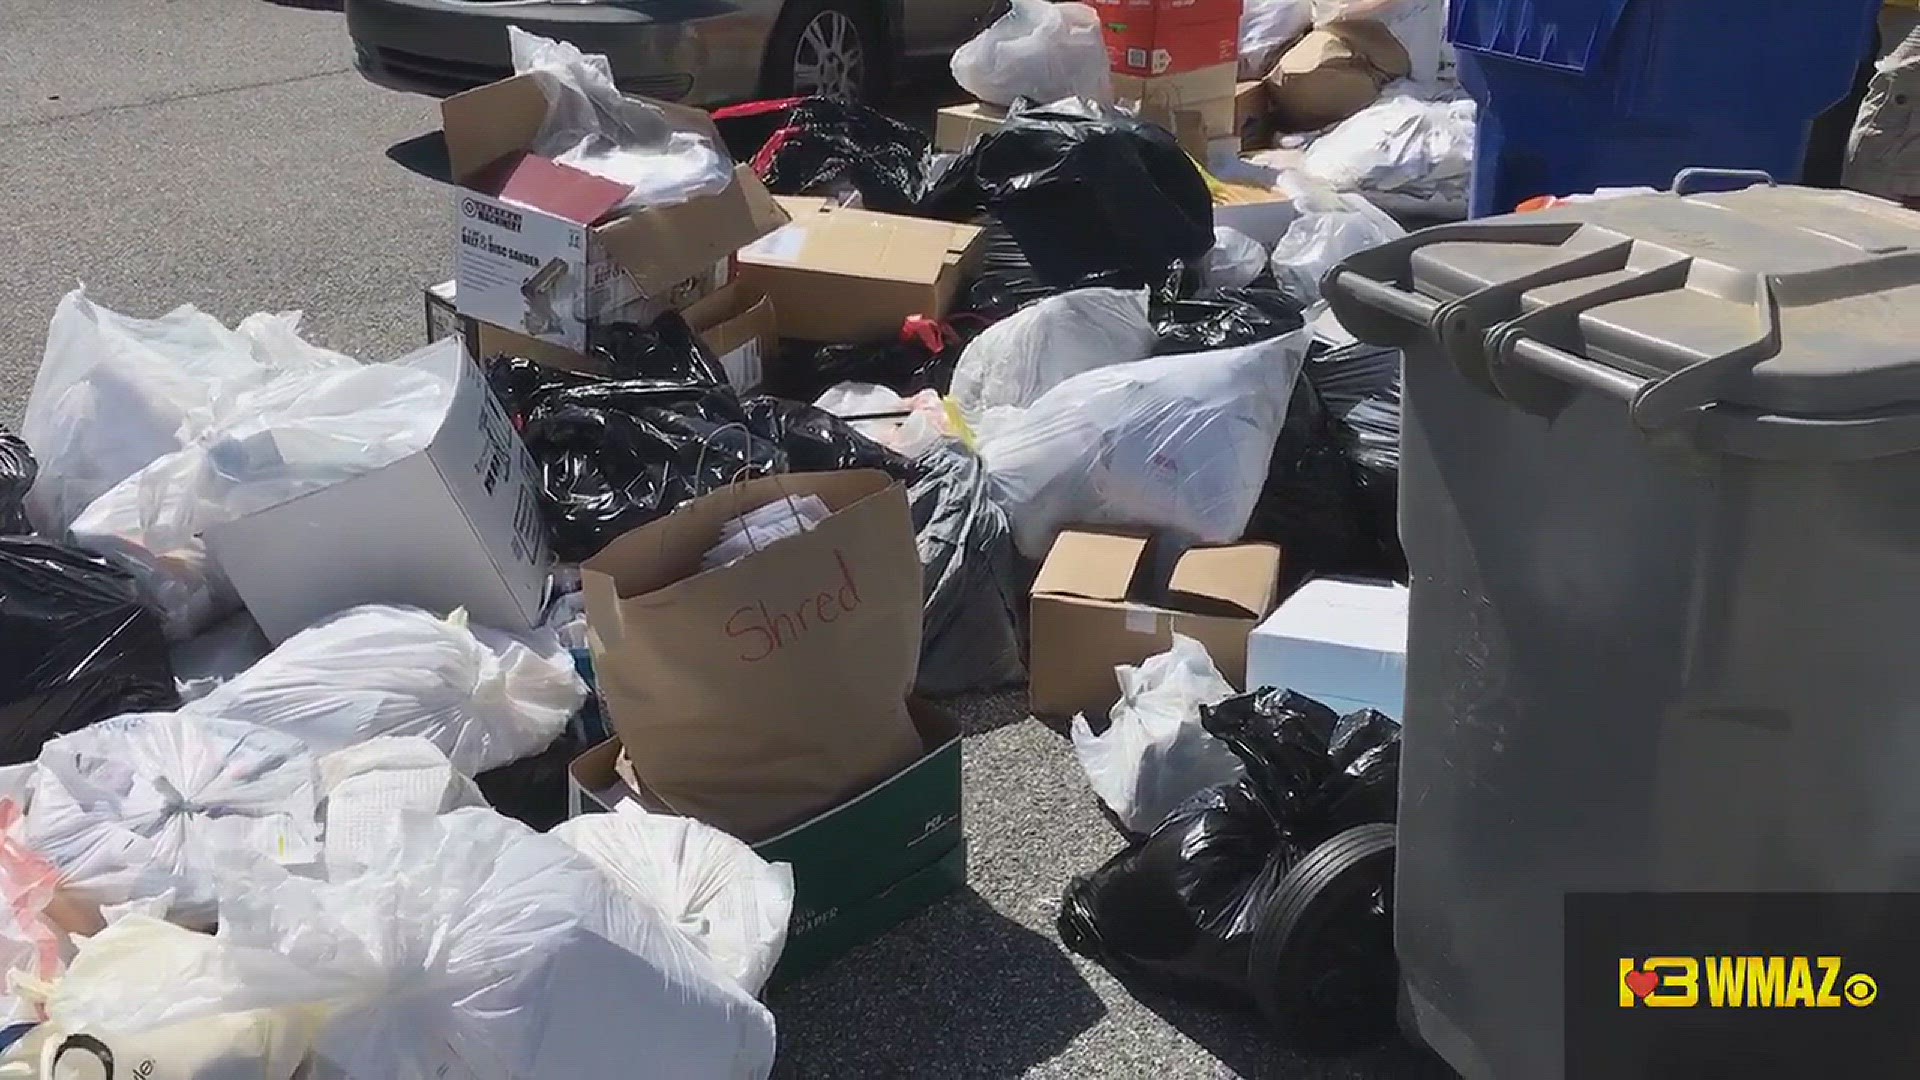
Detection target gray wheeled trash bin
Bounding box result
[1323,181,1920,1079]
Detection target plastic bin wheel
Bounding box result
[1247,822,1399,1048]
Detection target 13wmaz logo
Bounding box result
[1618,957,1877,1009]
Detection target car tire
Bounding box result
[759,0,885,102]
[1247,823,1399,1049]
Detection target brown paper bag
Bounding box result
[581,469,925,840]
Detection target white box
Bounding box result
[206,341,552,643]
[1246,577,1408,718]
[454,190,649,354]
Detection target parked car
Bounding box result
[346,0,996,104]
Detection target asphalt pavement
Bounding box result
[1,3,1447,1076]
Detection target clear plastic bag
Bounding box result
[949,288,1156,414]
[508,28,731,211]
[67,353,458,640]
[1240,0,1313,78]
[1268,176,1406,306]
[553,803,795,995]
[189,606,585,777]
[1071,635,1245,834]
[24,714,320,927]
[950,0,1113,108]
[53,808,778,1080]
[1302,88,1475,204]
[978,329,1310,559]
[1200,227,1271,290]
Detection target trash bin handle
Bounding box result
[1671,168,1776,196]
[1323,269,1441,332]
[1504,338,1650,402]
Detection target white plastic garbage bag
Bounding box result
[67,344,457,640]
[813,383,956,459]
[949,288,1156,414]
[1302,88,1475,205]
[977,330,1310,559]
[56,809,777,1080]
[508,28,731,211]
[25,714,319,927]
[18,916,322,1080]
[0,800,69,1027]
[1311,0,1443,82]
[319,738,487,874]
[553,803,795,994]
[1201,227,1271,290]
[951,0,1113,108]
[1240,0,1313,78]
[20,290,354,537]
[1070,635,1245,834]
[1268,175,1407,305]
[190,606,585,777]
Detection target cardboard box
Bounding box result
[1112,64,1238,155]
[1264,21,1410,131]
[568,699,965,982]
[441,73,787,353]
[206,341,552,644]
[1247,577,1408,718]
[1029,530,1285,718]
[465,258,732,375]
[424,280,464,346]
[933,101,1009,153]
[1214,187,1299,247]
[1102,13,1239,77]
[681,282,778,393]
[736,197,986,344]
[1234,80,1273,148]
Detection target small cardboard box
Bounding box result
[1030,529,1285,718]
[206,341,552,644]
[682,282,779,393]
[933,101,1010,153]
[568,699,965,982]
[1247,577,1408,718]
[1112,64,1238,155]
[441,73,787,354]
[465,259,732,376]
[736,197,986,344]
[1102,14,1239,77]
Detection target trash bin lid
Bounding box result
[1328,185,1920,460]
[1447,0,1636,74]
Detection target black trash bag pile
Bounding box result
[0,427,37,536]
[768,315,985,399]
[1150,287,1307,357]
[920,102,1214,310]
[1058,688,1400,1039]
[908,443,1025,697]
[1243,378,1379,579]
[750,97,933,214]
[1302,341,1406,576]
[0,536,178,764]
[483,315,913,562]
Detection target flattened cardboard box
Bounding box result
[206,341,552,644]
[1029,529,1284,718]
[737,196,986,344]
[441,73,787,353]
[569,699,965,982]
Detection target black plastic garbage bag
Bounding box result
[0,537,177,764]
[0,428,38,536]
[751,97,932,213]
[1057,689,1401,1012]
[741,396,915,479]
[770,316,985,398]
[588,313,730,389]
[922,104,1214,294]
[1242,378,1377,578]
[908,443,1025,697]
[1304,342,1406,576]
[1150,288,1307,356]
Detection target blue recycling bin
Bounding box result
[1450,0,1881,216]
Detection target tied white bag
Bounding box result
[508,28,731,210]
[951,0,1113,108]
[1201,227,1270,290]
[553,803,795,994]
[55,809,777,1080]
[1071,635,1245,834]
[1268,175,1406,306]
[949,288,1156,414]
[189,605,585,777]
[319,738,488,874]
[977,330,1310,559]
[25,715,319,927]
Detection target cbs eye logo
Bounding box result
[1619,957,1876,1009]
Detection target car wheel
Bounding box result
[1246,823,1399,1049]
[760,0,883,102]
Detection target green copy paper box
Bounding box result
[567,698,965,983]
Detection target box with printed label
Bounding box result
[736,197,985,344]
[1029,529,1284,718]
[205,340,552,644]
[441,73,787,354]
[465,259,733,376]
[1098,0,1241,78]
[424,279,466,347]
[567,698,965,982]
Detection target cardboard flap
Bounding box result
[745,203,978,285]
[1166,543,1284,618]
[683,282,768,332]
[595,165,790,296]
[494,153,633,225]
[1031,531,1152,602]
